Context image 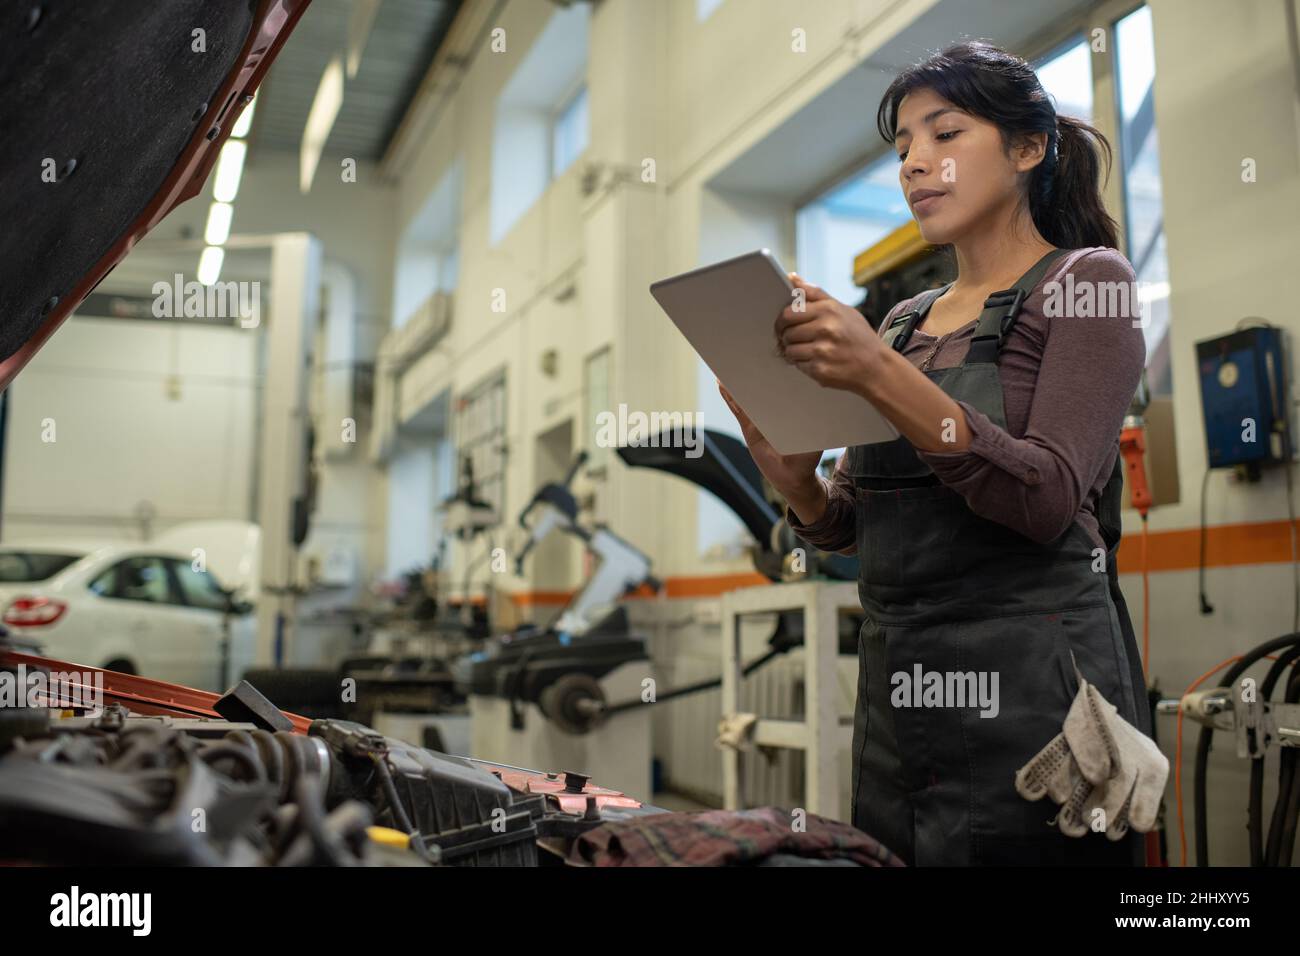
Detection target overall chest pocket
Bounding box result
[853,482,968,594]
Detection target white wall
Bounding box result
[3,317,257,542]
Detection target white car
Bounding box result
[0,538,256,692]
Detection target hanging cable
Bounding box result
[1250,645,1300,865]
[1176,655,1239,867]
[1285,454,1299,634]
[1198,467,1214,615]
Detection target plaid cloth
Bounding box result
[567,806,905,867]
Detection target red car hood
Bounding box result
[1,648,643,813]
[0,648,312,732]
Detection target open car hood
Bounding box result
[617,428,858,582]
[0,0,312,390]
[617,428,779,549]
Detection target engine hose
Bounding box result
[227,729,290,800]
[324,801,374,860]
[1248,645,1300,864]
[285,773,355,867]
[109,727,172,770]
[198,742,267,783]
[269,803,300,860]
[370,751,416,835]
[266,734,326,863]
[1195,631,1300,866]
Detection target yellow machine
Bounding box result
[851,221,951,329]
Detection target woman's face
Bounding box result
[893,87,1045,245]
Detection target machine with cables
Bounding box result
[1158,630,1300,867]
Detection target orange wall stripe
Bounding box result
[510,590,573,607]
[1116,517,1300,575]
[506,573,770,606]
[493,519,1299,605]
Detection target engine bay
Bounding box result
[0,652,652,867]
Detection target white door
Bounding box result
[91,556,204,688]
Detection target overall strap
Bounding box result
[964,247,1069,365]
[882,282,952,352]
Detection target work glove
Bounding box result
[1015,675,1168,841]
[1066,680,1168,840]
[1014,679,1101,837]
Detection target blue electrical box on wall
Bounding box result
[1195,326,1291,470]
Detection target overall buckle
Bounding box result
[984,288,1027,337]
[966,288,1028,365]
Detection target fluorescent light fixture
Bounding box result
[213,139,247,203]
[346,0,382,79]
[230,93,257,138]
[300,56,345,193]
[204,202,233,246]
[198,245,225,286]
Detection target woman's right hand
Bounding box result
[717,379,824,501]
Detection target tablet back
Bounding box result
[650,249,899,455]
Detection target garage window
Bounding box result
[1114,3,1171,395]
[171,561,231,613]
[489,4,590,245]
[90,557,179,605]
[0,551,80,582]
[456,371,508,522]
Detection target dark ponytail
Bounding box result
[876,41,1119,250]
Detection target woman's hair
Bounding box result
[876,40,1119,250]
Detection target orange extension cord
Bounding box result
[1138,517,1159,865]
[1141,517,1150,673]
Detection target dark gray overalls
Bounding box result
[845,249,1151,866]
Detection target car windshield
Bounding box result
[0,551,83,582]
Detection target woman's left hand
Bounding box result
[776,274,888,394]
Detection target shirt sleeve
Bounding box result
[784,456,859,556]
[782,301,913,556]
[915,248,1145,544]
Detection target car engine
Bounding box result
[0,655,651,867]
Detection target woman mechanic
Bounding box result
[719,42,1164,866]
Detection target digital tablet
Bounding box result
[649,248,899,455]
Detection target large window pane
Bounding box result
[697,0,724,21]
[457,372,507,521]
[552,85,589,178]
[1036,36,1093,121]
[1115,4,1172,395]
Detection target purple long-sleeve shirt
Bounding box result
[787,246,1145,554]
